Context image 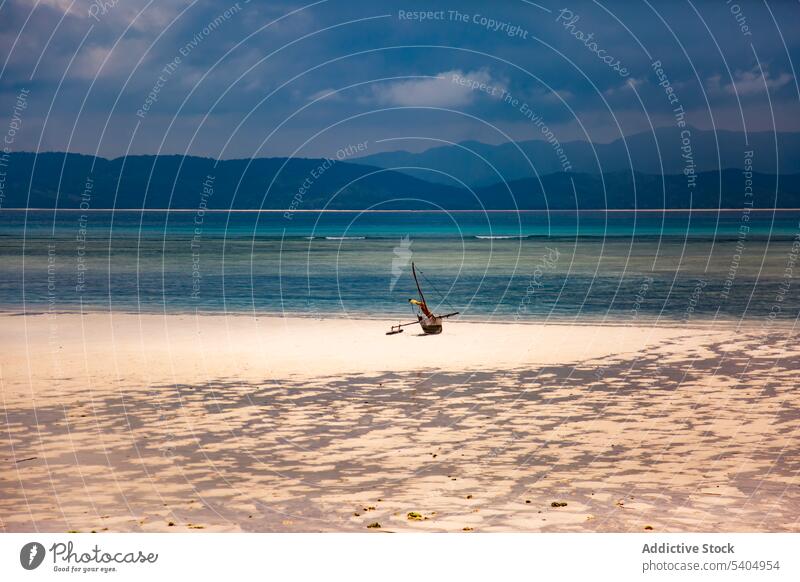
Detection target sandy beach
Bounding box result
[0,311,798,532]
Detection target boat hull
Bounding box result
[419,316,443,335]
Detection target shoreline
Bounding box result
[0,306,792,331]
[6,208,800,213]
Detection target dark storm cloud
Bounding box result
[0,0,797,158]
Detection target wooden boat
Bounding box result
[386,262,458,335]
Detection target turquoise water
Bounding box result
[1,210,799,321]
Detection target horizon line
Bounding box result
[6,208,800,213]
[6,123,800,163]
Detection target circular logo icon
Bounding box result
[20,542,45,570]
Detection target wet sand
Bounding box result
[0,311,798,532]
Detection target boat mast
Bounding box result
[412,262,426,305]
[410,262,434,318]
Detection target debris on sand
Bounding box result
[644,525,654,531]
[550,501,568,507]
[367,522,381,529]
[462,527,473,532]
[407,512,424,521]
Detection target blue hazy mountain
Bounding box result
[2,152,465,210]
[356,128,800,187]
[3,151,799,210]
[476,171,800,210]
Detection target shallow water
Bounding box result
[1,210,799,322]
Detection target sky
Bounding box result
[0,0,798,159]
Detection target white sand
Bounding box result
[1,311,704,392]
[1,312,798,532]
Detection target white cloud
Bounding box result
[602,77,644,97]
[308,88,344,102]
[370,69,504,107]
[627,77,645,90]
[73,44,111,79]
[30,0,187,30]
[32,0,78,15]
[707,67,793,96]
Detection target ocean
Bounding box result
[1,209,799,323]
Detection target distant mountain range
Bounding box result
[2,149,799,211]
[2,152,463,211]
[357,127,800,187]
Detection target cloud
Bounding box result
[602,77,643,97]
[36,0,77,15]
[369,69,504,107]
[31,0,187,32]
[627,77,645,90]
[308,88,344,102]
[4,0,800,159]
[707,67,793,96]
[73,44,111,79]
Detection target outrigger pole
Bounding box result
[385,312,460,335]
